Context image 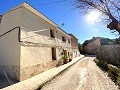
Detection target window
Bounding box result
[51,47,56,60]
[62,36,66,42]
[68,39,70,43]
[68,52,69,56]
[50,29,55,38]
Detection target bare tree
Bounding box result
[75,0,120,34]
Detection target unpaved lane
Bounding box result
[41,57,119,90]
[81,58,119,90]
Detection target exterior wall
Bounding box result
[69,34,79,58]
[0,3,72,81]
[83,38,101,55]
[19,7,72,81]
[0,15,2,23]
[0,8,22,80]
[96,44,120,64]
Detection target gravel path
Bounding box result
[41,57,119,90]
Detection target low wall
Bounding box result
[96,44,120,64]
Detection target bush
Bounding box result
[107,60,120,67]
[108,64,120,84]
[117,73,120,86]
[96,60,109,71]
[94,59,120,87]
[108,70,118,82]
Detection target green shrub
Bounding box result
[95,59,120,87]
[107,60,120,67]
[108,70,118,82]
[117,73,120,86]
[63,55,68,64]
[108,65,119,83]
[96,60,109,71]
[56,55,68,67]
[108,65,119,75]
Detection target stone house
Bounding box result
[0,2,72,81]
[68,34,80,58]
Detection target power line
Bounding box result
[31,0,68,6]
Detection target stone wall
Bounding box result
[20,60,57,81]
[96,44,120,64]
[83,38,101,55]
[83,38,120,65]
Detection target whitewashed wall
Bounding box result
[0,8,22,80]
[0,5,72,81]
[19,7,71,80]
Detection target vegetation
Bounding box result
[117,73,120,86]
[108,64,119,82]
[94,59,120,87]
[75,0,120,34]
[62,55,68,64]
[78,43,84,53]
[82,37,98,47]
[82,37,120,48]
[114,37,120,44]
[94,59,109,71]
[56,55,68,67]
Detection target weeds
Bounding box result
[94,59,120,87]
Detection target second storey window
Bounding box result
[62,36,66,42]
[50,29,55,38]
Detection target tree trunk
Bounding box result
[107,14,120,34]
[107,21,120,34]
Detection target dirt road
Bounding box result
[41,57,119,90]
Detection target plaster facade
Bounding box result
[0,3,72,81]
[69,34,80,58]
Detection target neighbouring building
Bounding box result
[0,2,72,81]
[69,34,80,58]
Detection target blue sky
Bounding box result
[0,0,119,43]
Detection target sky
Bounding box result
[0,0,119,43]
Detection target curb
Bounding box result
[38,56,85,89]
